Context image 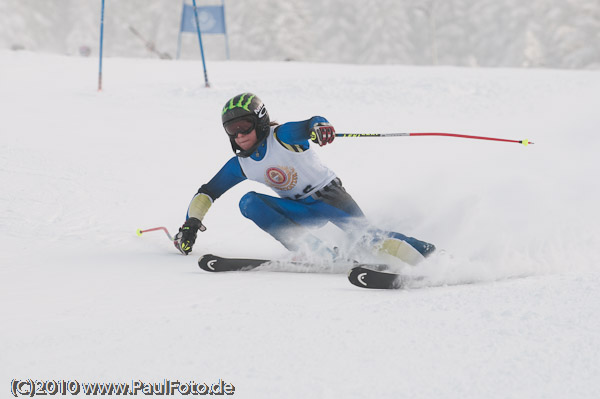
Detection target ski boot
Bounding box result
[376,232,436,266]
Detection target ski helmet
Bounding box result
[221,93,270,157]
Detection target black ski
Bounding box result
[198,254,392,277]
[198,254,359,272]
[347,265,406,289]
[198,254,270,272]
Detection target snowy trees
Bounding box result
[1,0,599,69]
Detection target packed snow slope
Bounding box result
[2,51,600,398]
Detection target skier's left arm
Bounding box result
[275,116,336,148]
[175,157,246,255]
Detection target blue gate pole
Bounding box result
[222,0,230,60]
[192,0,210,87]
[176,0,185,59]
[98,0,105,91]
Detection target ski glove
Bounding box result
[310,122,335,146]
[174,217,206,255]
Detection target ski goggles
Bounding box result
[224,117,256,137]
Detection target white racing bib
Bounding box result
[238,127,336,199]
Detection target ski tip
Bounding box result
[348,267,370,288]
[348,265,402,289]
[198,254,218,272]
[136,228,143,237]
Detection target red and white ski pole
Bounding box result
[336,132,533,146]
[136,226,174,241]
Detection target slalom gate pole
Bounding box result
[222,0,230,60]
[177,0,185,60]
[192,0,211,87]
[335,132,533,146]
[136,227,174,241]
[98,0,105,91]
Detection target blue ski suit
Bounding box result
[188,117,433,256]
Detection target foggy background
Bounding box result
[1,0,599,69]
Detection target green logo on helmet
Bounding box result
[222,93,256,115]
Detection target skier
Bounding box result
[174,93,435,264]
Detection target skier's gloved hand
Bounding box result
[310,122,336,146]
[174,217,206,255]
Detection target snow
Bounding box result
[2,50,600,398]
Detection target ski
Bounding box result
[198,254,392,276]
[198,254,270,272]
[347,265,406,289]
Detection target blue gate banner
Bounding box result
[180,4,226,34]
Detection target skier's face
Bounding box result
[234,129,258,151]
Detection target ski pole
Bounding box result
[335,132,533,146]
[136,226,174,241]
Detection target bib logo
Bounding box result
[265,166,298,191]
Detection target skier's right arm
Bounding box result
[175,157,246,255]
